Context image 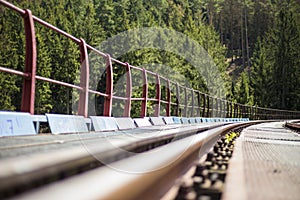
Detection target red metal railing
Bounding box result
[1,0,300,120]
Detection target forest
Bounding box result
[0,0,299,116]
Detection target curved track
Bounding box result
[285,121,300,133]
[0,121,263,199]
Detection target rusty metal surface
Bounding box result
[223,122,300,200]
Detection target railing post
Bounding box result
[215,98,219,117]
[248,106,251,118]
[210,96,213,117]
[230,102,233,118]
[21,9,36,115]
[175,83,180,116]
[123,63,132,117]
[104,54,113,117]
[225,101,229,118]
[233,103,236,118]
[197,92,201,117]
[225,100,228,117]
[184,87,188,117]
[141,68,148,117]
[154,74,161,117]
[191,90,195,117]
[226,101,229,118]
[219,99,222,117]
[202,93,206,117]
[219,99,221,117]
[78,39,89,117]
[217,98,220,117]
[240,104,243,118]
[232,102,234,118]
[166,80,171,116]
[206,95,210,117]
[247,106,250,119]
[240,105,242,118]
[223,100,225,118]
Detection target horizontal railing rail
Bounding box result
[1,0,300,120]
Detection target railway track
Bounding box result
[285,121,300,133]
[0,121,264,199]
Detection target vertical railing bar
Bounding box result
[206,95,210,117]
[225,100,228,118]
[219,99,222,117]
[215,98,218,117]
[210,96,213,117]
[218,99,220,117]
[78,38,90,117]
[123,62,132,117]
[166,79,171,117]
[184,87,188,117]
[141,68,148,117]
[202,94,206,117]
[218,98,221,117]
[154,74,161,117]
[103,54,113,117]
[230,102,233,118]
[233,103,236,118]
[223,100,226,117]
[222,100,226,118]
[228,101,230,118]
[21,9,36,115]
[226,101,229,118]
[216,98,219,117]
[191,89,195,117]
[197,91,201,117]
[176,83,180,116]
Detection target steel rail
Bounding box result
[5,121,265,200]
[285,121,300,132]
[0,122,233,198]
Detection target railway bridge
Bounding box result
[0,1,300,199]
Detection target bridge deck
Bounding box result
[223,122,300,200]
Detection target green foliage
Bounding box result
[235,72,253,105]
[1,0,231,116]
[251,38,273,107]
[251,0,300,110]
[0,4,24,110]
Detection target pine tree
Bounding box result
[0,3,24,110]
[271,3,299,109]
[251,38,273,107]
[236,72,252,104]
[251,0,300,111]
